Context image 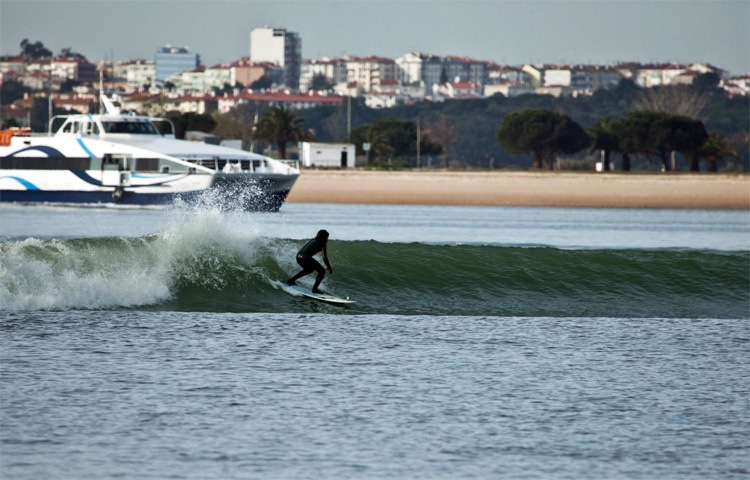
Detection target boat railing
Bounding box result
[279,160,300,170]
[183,158,299,174]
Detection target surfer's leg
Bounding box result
[286,258,314,285]
[311,261,326,293]
[285,270,307,285]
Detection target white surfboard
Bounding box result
[279,283,355,304]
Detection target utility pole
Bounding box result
[47,88,52,134]
[416,116,421,169]
[346,95,351,141]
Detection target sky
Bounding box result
[1,0,748,76]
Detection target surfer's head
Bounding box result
[316,229,329,241]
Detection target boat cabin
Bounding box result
[51,115,175,138]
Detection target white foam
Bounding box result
[0,189,307,311]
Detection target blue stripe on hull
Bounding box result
[0,189,291,211]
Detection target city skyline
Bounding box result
[1,0,748,76]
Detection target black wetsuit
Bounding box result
[285,238,331,292]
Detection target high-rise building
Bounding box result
[155,45,199,84]
[249,26,301,90]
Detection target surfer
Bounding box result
[285,229,333,293]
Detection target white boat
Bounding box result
[0,97,300,211]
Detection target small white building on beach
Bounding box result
[300,142,356,168]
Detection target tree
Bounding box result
[587,116,618,171]
[0,80,30,105]
[254,105,315,159]
[613,111,707,171]
[29,97,75,133]
[166,112,217,140]
[350,118,420,158]
[2,118,20,129]
[212,82,236,96]
[213,103,258,150]
[250,75,273,90]
[612,113,653,171]
[692,72,721,95]
[59,47,87,61]
[425,115,457,168]
[495,109,590,169]
[634,85,707,119]
[20,39,52,59]
[59,78,82,93]
[350,125,394,160]
[648,112,708,171]
[686,131,738,172]
[310,73,334,91]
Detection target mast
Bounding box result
[99,69,104,114]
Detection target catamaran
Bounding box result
[0,96,299,211]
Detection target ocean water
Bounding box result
[1,201,748,479]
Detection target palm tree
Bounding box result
[361,128,394,162]
[688,131,738,172]
[587,117,618,171]
[254,105,315,159]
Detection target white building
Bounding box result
[432,81,482,99]
[364,92,402,109]
[300,142,356,168]
[345,56,396,92]
[168,65,206,91]
[205,63,232,90]
[395,52,443,89]
[633,63,689,88]
[300,58,347,92]
[114,60,155,88]
[484,83,535,98]
[396,53,488,92]
[487,65,531,86]
[249,26,302,89]
[521,64,546,87]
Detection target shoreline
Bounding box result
[285,170,750,209]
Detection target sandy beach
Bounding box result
[285,170,750,209]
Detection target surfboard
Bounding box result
[279,283,356,304]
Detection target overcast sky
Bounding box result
[2,0,748,75]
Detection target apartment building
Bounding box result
[432,81,483,100]
[395,53,442,87]
[168,65,207,91]
[345,56,396,92]
[396,53,488,92]
[300,58,348,92]
[217,90,343,113]
[230,58,282,88]
[114,60,155,88]
[205,63,232,90]
[487,65,532,86]
[249,26,302,89]
[442,56,488,87]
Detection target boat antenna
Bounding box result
[99,69,104,114]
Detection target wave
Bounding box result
[1,216,748,317]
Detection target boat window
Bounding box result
[101,121,159,134]
[63,122,74,133]
[92,122,100,135]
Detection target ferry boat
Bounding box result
[0,97,300,211]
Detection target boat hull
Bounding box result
[0,168,298,211]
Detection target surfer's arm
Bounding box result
[322,245,332,273]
